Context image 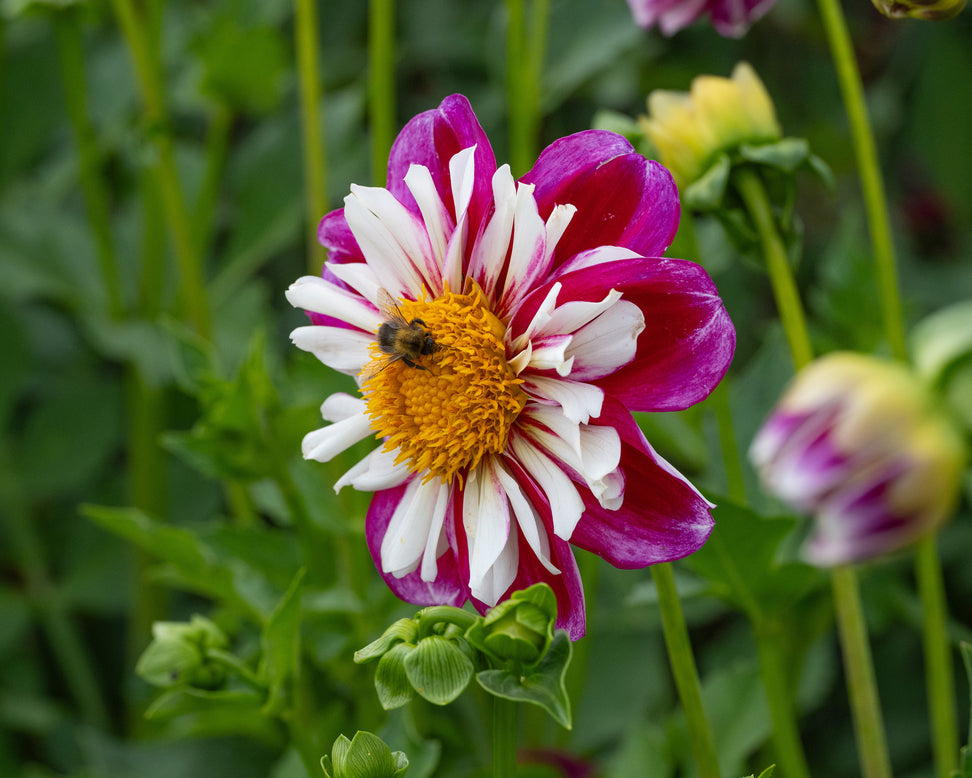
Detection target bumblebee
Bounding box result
[373,288,437,371]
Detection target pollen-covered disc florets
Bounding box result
[362,285,526,485]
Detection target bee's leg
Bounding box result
[403,358,427,370]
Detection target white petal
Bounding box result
[290,326,373,375]
[553,245,641,276]
[449,146,477,224]
[509,434,585,541]
[498,182,548,313]
[522,375,604,424]
[508,340,533,376]
[381,478,440,578]
[473,526,518,607]
[540,289,624,339]
[468,165,517,301]
[404,163,453,275]
[285,276,383,333]
[344,186,434,297]
[565,299,645,380]
[494,463,559,575]
[514,282,561,349]
[528,334,574,377]
[301,410,373,462]
[463,461,515,603]
[334,445,411,493]
[420,480,453,582]
[320,393,366,422]
[542,203,577,268]
[326,263,384,307]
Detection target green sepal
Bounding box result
[323,731,408,778]
[355,619,420,664]
[475,630,573,729]
[465,583,557,668]
[403,636,475,706]
[135,614,229,689]
[740,138,809,171]
[684,154,731,212]
[375,643,415,710]
[912,299,972,433]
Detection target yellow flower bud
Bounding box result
[641,62,781,188]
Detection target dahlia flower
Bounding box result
[750,352,966,567]
[626,0,776,38]
[287,94,735,638]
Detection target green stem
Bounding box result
[832,566,893,778]
[505,0,547,176]
[915,535,958,778]
[0,444,109,730]
[754,622,812,778]
[55,10,123,319]
[734,167,813,371]
[416,606,479,637]
[111,0,210,338]
[492,695,518,778]
[709,379,748,505]
[814,0,907,363]
[815,4,956,774]
[295,0,327,274]
[192,102,233,261]
[368,0,395,184]
[651,563,720,778]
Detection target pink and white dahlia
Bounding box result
[626,0,776,38]
[286,95,735,638]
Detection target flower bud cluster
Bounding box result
[135,615,230,690]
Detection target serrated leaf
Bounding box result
[403,636,474,706]
[144,687,265,722]
[687,501,822,621]
[475,630,573,728]
[375,644,415,710]
[259,567,306,715]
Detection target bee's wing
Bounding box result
[376,287,409,325]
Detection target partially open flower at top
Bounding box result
[287,94,735,638]
[626,0,776,38]
[871,0,965,20]
[750,352,966,567]
[641,62,781,191]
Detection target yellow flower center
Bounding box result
[362,285,527,486]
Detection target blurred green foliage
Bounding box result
[1,0,971,776]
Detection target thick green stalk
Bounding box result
[734,168,812,371]
[492,695,518,778]
[111,0,210,337]
[709,380,748,505]
[505,0,548,177]
[814,0,906,362]
[915,535,957,778]
[815,2,955,774]
[368,0,395,184]
[192,102,233,261]
[295,0,327,274]
[754,622,812,778]
[651,563,720,778]
[832,567,893,778]
[55,11,123,319]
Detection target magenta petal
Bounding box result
[365,482,469,607]
[510,257,734,411]
[569,400,715,568]
[386,94,496,238]
[317,208,363,263]
[521,131,681,262]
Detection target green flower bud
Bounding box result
[466,583,557,668]
[871,0,965,20]
[322,732,408,778]
[135,615,229,690]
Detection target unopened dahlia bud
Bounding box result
[871,0,965,21]
[641,62,781,190]
[750,352,966,566]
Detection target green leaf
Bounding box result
[144,687,266,722]
[345,731,403,778]
[403,636,474,706]
[684,154,731,211]
[740,138,810,171]
[375,644,415,710]
[475,630,573,729]
[259,567,306,716]
[355,619,420,663]
[687,501,822,621]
